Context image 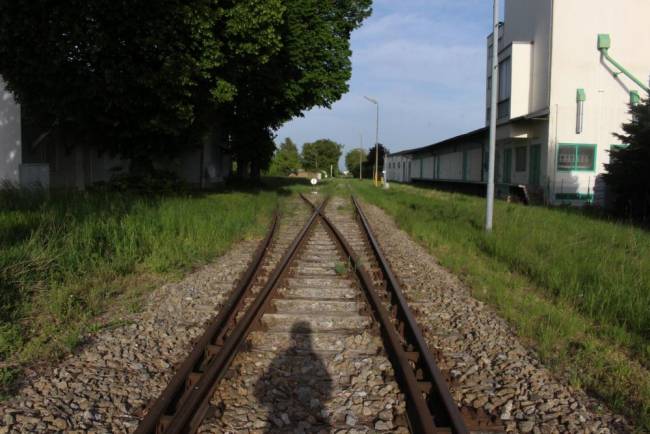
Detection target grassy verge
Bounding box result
[347,180,650,431]
[0,186,278,395]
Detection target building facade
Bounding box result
[385,0,650,205]
[0,76,230,189]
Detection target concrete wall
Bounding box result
[0,77,21,184]
[509,43,533,118]
[502,0,553,114]
[385,155,412,183]
[548,0,650,203]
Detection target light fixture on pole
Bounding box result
[486,0,500,231]
[364,96,380,187]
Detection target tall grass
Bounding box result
[352,182,650,351]
[0,186,277,389]
[348,181,650,429]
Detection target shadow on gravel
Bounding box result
[255,321,332,433]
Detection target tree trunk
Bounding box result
[236,159,249,178]
[250,160,261,180]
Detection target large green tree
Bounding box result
[0,0,371,176]
[604,99,650,221]
[220,0,371,177]
[268,138,301,176]
[301,139,343,176]
[0,0,283,170]
[345,148,367,178]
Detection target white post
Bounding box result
[486,0,500,232]
[374,102,379,186]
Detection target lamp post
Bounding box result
[486,0,499,231]
[364,96,380,186]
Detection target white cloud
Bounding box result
[277,1,494,166]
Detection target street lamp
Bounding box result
[486,0,499,231]
[364,96,380,186]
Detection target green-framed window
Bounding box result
[557,143,596,172]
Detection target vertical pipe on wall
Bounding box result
[576,89,586,134]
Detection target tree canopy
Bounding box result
[268,138,301,176]
[363,144,389,178]
[0,0,372,175]
[301,139,343,176]
[604,99,650,221]
[345,148,367,178]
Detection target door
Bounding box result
[529,144,541,186]
[503,148,512,184]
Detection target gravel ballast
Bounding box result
[0,239,260,433]
[356,200,631,434]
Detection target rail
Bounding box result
[135,199,326,433]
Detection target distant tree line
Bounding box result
[0,0,372,178]
[345,144,387,178]
[267,138,343,177]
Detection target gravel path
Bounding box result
[357,200,631,434]
[0,239,259,433]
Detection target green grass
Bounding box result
[0,186,278,395]
[347,180,650,431]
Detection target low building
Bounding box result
[0,77,230,189]
[386,0,650,205]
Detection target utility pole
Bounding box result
[364,96,380,186]
[486,0,500,232]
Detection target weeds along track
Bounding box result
[134,193,479,434]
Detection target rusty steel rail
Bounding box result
[300,193,468,434]
[135,200,326,434]
[351,196,470,434]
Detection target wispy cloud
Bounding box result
[277,0,494,166]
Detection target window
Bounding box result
[557,144,596,171]
[515,146,527,172]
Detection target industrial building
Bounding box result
[385,0,650,205]
[0,77,230,189]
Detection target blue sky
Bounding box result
[276,0,501,167]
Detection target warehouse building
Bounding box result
[385,0,650,205]
[0,76,230,189]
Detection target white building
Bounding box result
[385,0,650,205]
[0,76,230,189]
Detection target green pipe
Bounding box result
[598,34,650,93]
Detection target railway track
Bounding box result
[134,193,482,434]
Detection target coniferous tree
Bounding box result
[604,99,650,221]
